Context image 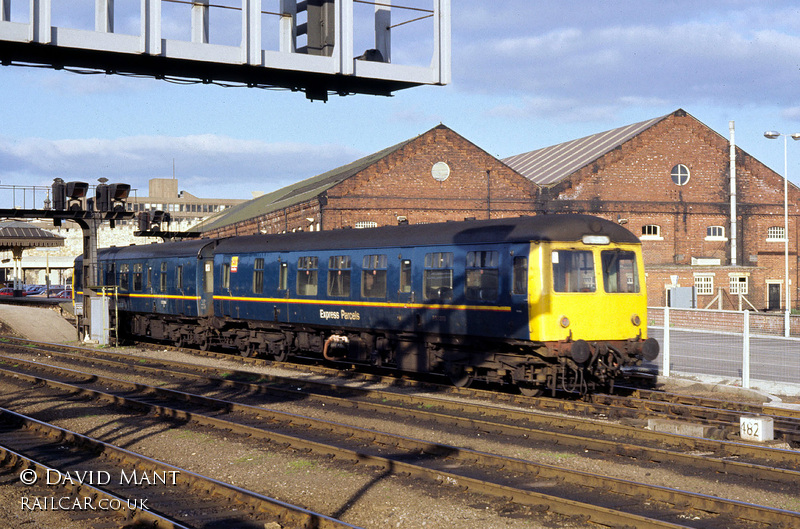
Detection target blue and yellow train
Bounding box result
[74,214,658,395]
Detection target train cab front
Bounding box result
[527,236,659,393]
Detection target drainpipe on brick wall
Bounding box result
[486,169,492,220]
[730,120,737,266]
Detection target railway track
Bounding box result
[0,338,798,528]
[0,407,359,529]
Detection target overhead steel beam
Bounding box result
[0,0,451,101]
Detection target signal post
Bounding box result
[0,178,134,344]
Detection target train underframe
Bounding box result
[118,312,657,396]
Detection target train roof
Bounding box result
[80,238,218,262]
[214,214,640,254]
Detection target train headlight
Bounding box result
[560,316,570,328]
[631,314,641,326]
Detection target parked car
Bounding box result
[0,288,25,296]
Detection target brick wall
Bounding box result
[206,125,539,237]
[545,110,800,311]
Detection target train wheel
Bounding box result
[240,344,255,358]
[199,337,211,351]
[518,385,543,397]
[445,363,474,388]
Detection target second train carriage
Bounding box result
[74,214,659,395]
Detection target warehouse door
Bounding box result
[767,283,781,311]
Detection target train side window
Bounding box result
[222,263,231,290]
[297,256,318,296]
[204,260,213,293]
[552,250,595,293]
[602,250,640,293]
[362,254,387,298]
[512,256,528,295]
[105,263,115,287]
[399,259,412,293]
[253,258,264,294]
[147,267,152,290]
[175,265,183,290]
[133,263,143,291]
[465,251,499,301]
[328,255,351,297]
[160,262,167,292]
[119,264,129,292]
[279,262,288,290]
[424,252,454,301]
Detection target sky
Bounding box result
[2,1,800,209]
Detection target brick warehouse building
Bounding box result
[504,109,800,311]
[200,110,798,311]
[199,125,539,236]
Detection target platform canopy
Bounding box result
[0,221,64,251]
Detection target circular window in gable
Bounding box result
[671,164,690,185]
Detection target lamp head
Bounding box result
[764,131,781,139]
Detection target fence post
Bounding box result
[785,310,790,338]
[662,306,670,378]
[742,310,750,389]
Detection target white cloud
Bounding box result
[452,7,800,119]
[0,135,364,205]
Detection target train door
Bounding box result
[197,242,216,318]
[275,257,290,323]
[396,256,418,332]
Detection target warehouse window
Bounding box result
[328,255,351,297]
[767,226,786,241]
[694,274,714,295]
[641,225,662,240]
[362,254,387,298]
[253,258,264,294]
[671,164,690,185]
[297,256,318,296]
[465,250,499,301]
[424,252,453,300]
[706,226,726,240]
[355,221,378,229]
[729,274,748,295]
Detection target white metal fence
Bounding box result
[647,307,800,391]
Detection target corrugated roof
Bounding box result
[503,111,673,186]
[198,135,417,233]
[0,221,64,249]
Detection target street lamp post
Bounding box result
[764,131,800,337]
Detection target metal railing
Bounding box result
[647,306,800,392]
